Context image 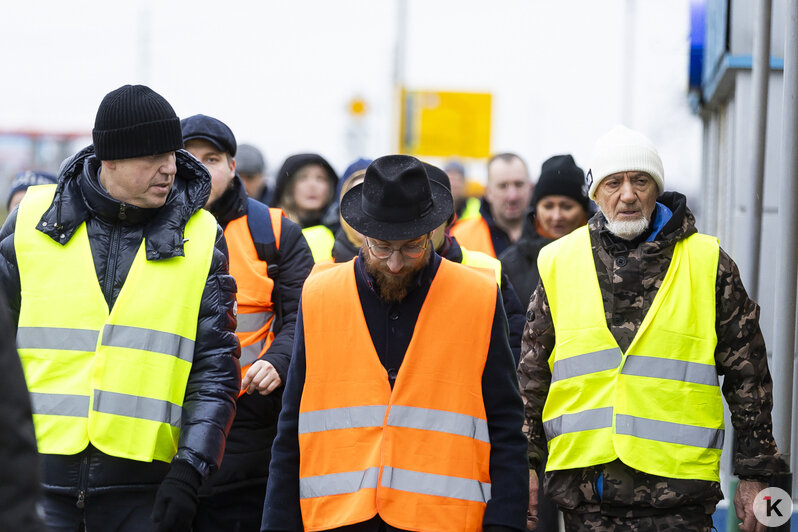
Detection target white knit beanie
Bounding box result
[587,125,664,200]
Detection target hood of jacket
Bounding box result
[271,153,338,212]
[37,145,212,260]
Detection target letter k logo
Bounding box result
[765,495,783,517]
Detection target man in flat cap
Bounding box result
[262,154,528,532]
[0,85,240,532]
[180,113,314,531]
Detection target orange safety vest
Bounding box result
[299,258,496,531]
[224,207,283,393]
[450,217,496,258]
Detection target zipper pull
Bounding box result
[119,203,127,220]
[76,490,85,509]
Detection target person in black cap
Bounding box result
[6,170,58,212]
[0,85,240,532]
[499,154,590,307]
[180,114,314,532]
[498,154,590,532]
[262,154,528,532]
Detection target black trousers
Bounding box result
[194,483,267,532]
[42,489,158,532]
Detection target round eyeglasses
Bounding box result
[366,237,429,260]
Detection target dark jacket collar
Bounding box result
[80,159,160,226]
[38,145,212,260]
[207,175,248,228]
[437,233,462,263]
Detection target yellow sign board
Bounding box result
[399,89,491,159]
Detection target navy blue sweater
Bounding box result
[261,253,528,531]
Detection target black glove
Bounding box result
[151,460,202,532]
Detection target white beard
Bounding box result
[604,215,650,240]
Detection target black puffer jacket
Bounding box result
[0,289,45,531]
[0,146,240,495]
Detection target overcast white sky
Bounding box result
[0,0,700,195]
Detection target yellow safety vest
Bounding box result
[15,184,217,463]
[460,197,482,221]
[538,225,724,482]
[460,245,502,285]
[302,225,334,263]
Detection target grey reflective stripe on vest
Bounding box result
[300,467,380,499]
[543,406,614,441]
[386,405,489,443]
[298,405,388,434]
[615,414,724,449]
[551,348,622,382]
[17,327,99,352]
[621,355,719,386]
[240,341,265,367]
[101,324,194,363]
[93,390,182,428]
[381,466,491,503]
[236,311,273,334]
[29,392,90,417]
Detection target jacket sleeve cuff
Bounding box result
[259,352,290,382]
[734,453,789,479]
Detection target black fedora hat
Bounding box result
[341,155,453,241]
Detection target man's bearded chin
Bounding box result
[362,245,431,303]
[603,210,650,241]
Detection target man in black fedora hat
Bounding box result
[262,154,528,532]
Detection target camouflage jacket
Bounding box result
[518,191,785,513]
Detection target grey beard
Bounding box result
[604,215,650,240]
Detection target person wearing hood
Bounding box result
[499,155,590,307]
[0,85,240,532]
[262,155,528,532]
[520,126,786,531]
[331,158,371,263]
[272,153,338,262]
[180,114,314,532]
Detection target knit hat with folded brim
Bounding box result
[92,85,183,161]
[587,125,664,200]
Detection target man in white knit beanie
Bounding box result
[519,125,786,531]
[586,125,665,241]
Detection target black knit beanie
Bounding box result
[92,85,184,161]
[531,154,590,213]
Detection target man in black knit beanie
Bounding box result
[0,84,240,532]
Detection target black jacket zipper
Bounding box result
[76,450,89,508]
[103,220,122,306]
